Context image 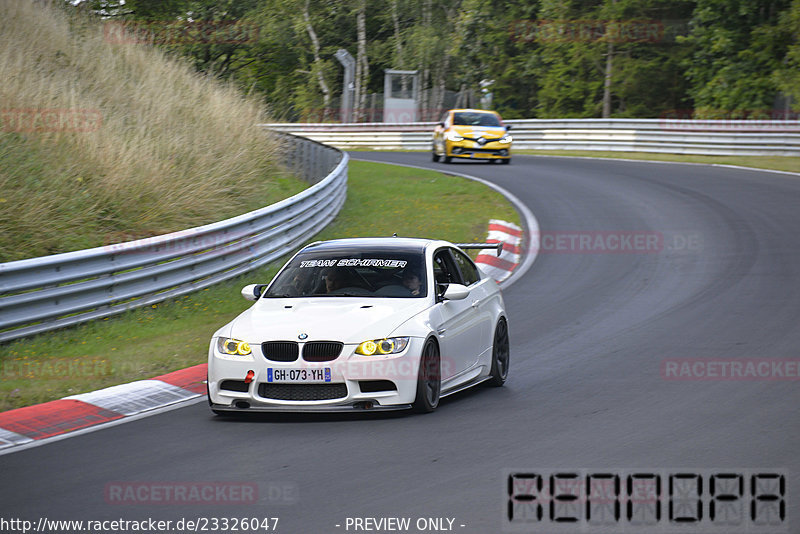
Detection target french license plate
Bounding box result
[267,368,331,383]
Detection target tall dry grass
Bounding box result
[0,1,299,262]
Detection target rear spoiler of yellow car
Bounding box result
[456,242,504,256]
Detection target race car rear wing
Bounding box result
[456,242,504,256]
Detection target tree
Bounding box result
[535,0,693,118]
[74,0,799,121]
[773,0,800,113]
[303,0,331,117]
[354,0,369,120]
[680,0,793,117]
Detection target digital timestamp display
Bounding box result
[503,469,787,533]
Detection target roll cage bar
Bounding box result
[455,242,504,256]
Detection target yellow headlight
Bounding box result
[356,337,409,355]
[377,339,394,354]
[357,340,378,355]
[218,337,252,356]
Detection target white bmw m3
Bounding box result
[207,237,509,414]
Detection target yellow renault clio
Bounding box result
[432,109,512,164]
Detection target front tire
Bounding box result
[432,145,440,162]
[412,339,441,412]
[488,318,510,386]
[442,144,452,163]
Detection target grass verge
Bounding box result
[0,159,520,411]
[516,150,800,174]
[0,2,298,262]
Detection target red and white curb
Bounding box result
[0,364,207,451]
[475,219,524,283]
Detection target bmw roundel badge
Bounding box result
[298,333,308,340]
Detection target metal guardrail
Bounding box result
[262,119,800,156]
[0,133,347,343]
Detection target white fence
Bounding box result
[262,118,800,156]
[0,134,347,343]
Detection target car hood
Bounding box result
[450,125,506,138]
[228,297,431,344]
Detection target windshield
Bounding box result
[452,112,502,127]
[265,249,427,298]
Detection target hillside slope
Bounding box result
[0,1,300,262]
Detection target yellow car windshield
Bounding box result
[452,112,501,127]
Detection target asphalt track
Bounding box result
[1,152,799,533]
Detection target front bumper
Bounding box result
[207,337,425,412]
[446,139,511,159]
[210,402,411,413]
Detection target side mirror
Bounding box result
[442,283,470,301]
[438,122,445,128]
[505,124,512,130]
[241,284,266,301]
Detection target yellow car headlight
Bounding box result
[356,337,410,356]
[217,337,252,356]
[446,131,464,142]
[500,134,513,144]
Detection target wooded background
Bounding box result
[81,0,800,121]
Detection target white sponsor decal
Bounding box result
[299,259,408,268]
